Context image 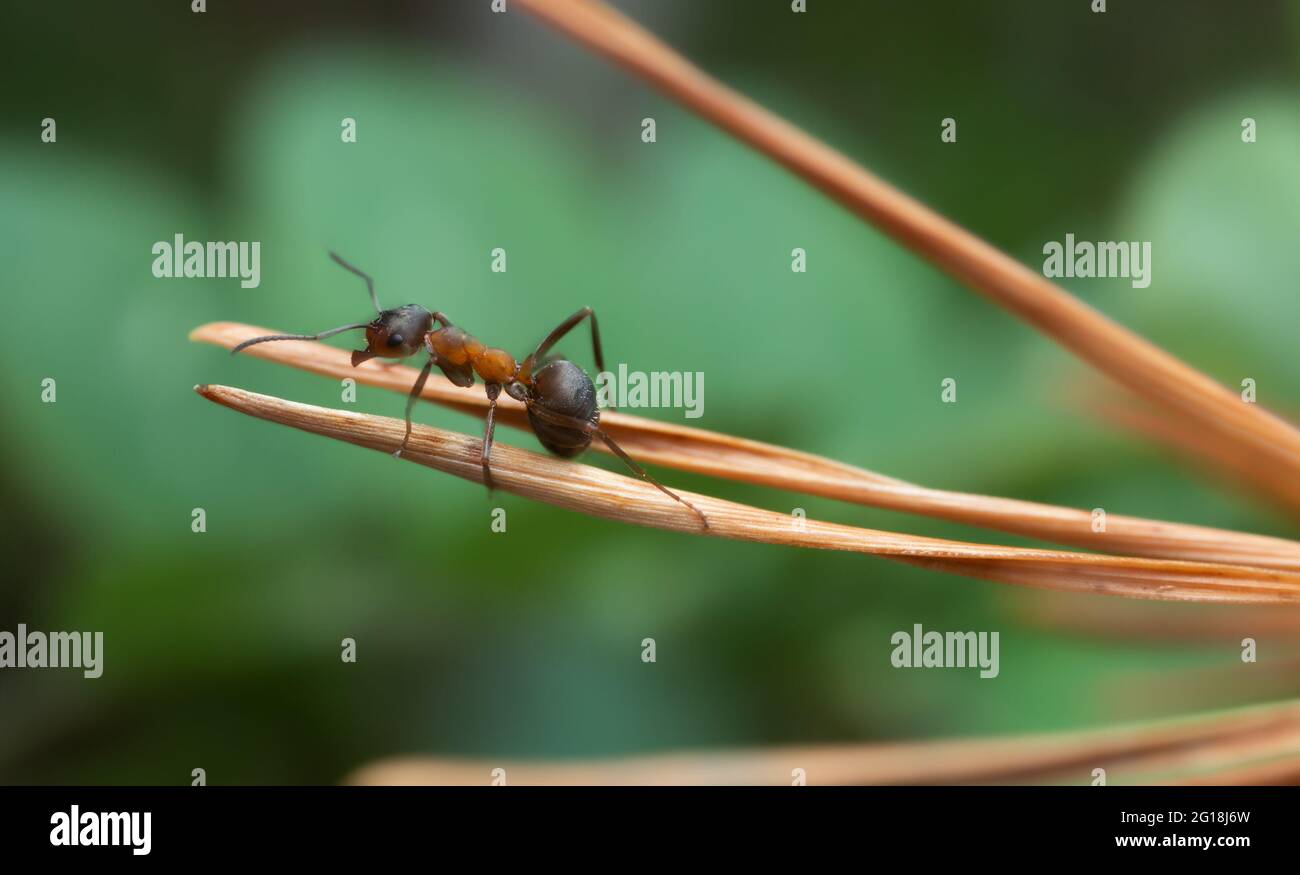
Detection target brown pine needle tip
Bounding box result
[346,697,1300,786]
[192,321,1300,574]
[513,0,1300,504]
[195,383,1300,605]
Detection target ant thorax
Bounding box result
[427,326,517,386]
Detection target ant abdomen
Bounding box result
[527,359,597,457]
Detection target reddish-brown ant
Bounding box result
[232,252,709,528]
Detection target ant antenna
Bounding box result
[231,322,371,356]
[329,251,381,313]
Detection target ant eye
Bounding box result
[387,334,404,347]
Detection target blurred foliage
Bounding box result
[0,1,1298,783]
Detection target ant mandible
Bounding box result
[232,252,709,529]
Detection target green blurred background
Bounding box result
[2,0,1299,783]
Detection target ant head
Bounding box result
[363,305,433,360]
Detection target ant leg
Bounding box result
[524,404,709,530]
[521,308,609,387]
[595,427,708,529]
[481,384,501,492]
[329,251,381,313]
[432,311,455,329]
[232,322,371,356]
[395,357,435,458]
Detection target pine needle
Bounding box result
[194,382,1300,605]
[346,697,1300,785]
[192,321,1300,573]
[512,0,1300,518]
[1092,389,1300,517]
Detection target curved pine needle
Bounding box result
[512,0,1300,513]
[1013,593,1300,643]
[191,321,1300,572]
[194,383,1300,605]
[346,698,1300,786]
[1094,391,1300,517]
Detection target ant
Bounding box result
[231,252,709,529]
